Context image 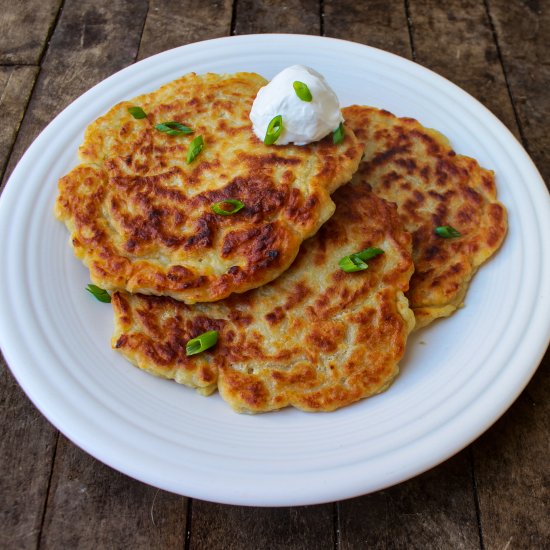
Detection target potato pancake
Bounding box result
[343,106,507,329]
[55,72,363,303]
[112,183,415,413]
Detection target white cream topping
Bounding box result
[250,65,344,146]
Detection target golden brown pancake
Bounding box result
[112,183,415,413]
[55,72,363,303]
[343,106,507,329]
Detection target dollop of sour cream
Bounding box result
[250,65,344,146]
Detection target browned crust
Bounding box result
[343,105,508,328]
[112,184,415,413]
[55,72,363,303]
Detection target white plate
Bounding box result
[1,35,549,506]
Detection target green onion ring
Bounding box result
[211,199,245,216]
[128,106,147,119]
[293,81,313,102]
[186,135,204,164]
[86,284,111,303]
[435,225,461,238]
[155,121,193,135]
[186,330,219,356]
[264,115,283,145]
[338,255,368,273]
[338,247,384,273]
[333,122,345,144]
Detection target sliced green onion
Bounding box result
[333,122,345,144]
[264,115,283,145]
[86,284,111,303]
[338,247,384,273]
[211,199,245,216]
[128,106,147,119]
[353,247,384,261]
[186,330,219,356]
[338,255,368,272]
[293,81,313,102]
[186,135,204,164]
[435,225,461,238]
[155,121,194,135]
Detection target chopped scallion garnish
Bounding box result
[338,247,384,273]
[435,225,461,238]
[155,121,194,135]
[186,330,219,356]
[353,247,384,261]
[128,106,147,119]
[264,115,283,145]
[333,122,345,144]
[86,284,111,303]
[211,199,245,216]
[293,81,313,102]
[339,255,368,273]
[186,135,204,164]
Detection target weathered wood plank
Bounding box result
[393,1,549,547]
[233,0,321,35]
[190,501,334,549]
[0,359,58,550]
[324,2,485,547]
[339,451,480,549]
[184,3,334,547]
[471,5,550,547]
[40,435,186,549]
[473,357,550,549]
[0,66,38,180]
[407,0,518,137]
[2,0,147,184]
[21,1,245,546]
[325,0,532,548]
[486,0,550,184]
[1,1,157,547]
[324,0,411,57]
[1,1,546,548]
[0,0,62,64]
[138,0,234,61]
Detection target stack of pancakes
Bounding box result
[55,72,507,413]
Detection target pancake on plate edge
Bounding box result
[343,105,507,329]
[111,183,415,413]
[55,72,363,303]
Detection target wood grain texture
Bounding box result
[324,2,486,546]
[233,0,320,35]
[138,0,233,61]
[0,1,151,547]
[472,3,550,547]
[324,0,411,57]
[0,66,38,181]
[409,1,549,548]
[0,0,62,64]
[39,435,186,549]
[0,1,548,547]
[407,0,518,137]
[486,0,550,183]
[2,0,148,185]
[0,360,58,550]
[190,500,333,549]
[30,0,191,544]
[473,361,550,549]
[339,451,481,549]
[180,4,332,547]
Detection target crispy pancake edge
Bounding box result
[343,105,508,329]
[55,72,364,303]
[111,185,416,413]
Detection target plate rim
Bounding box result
[1,33,549,506]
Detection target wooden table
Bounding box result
[1,1,548,548]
